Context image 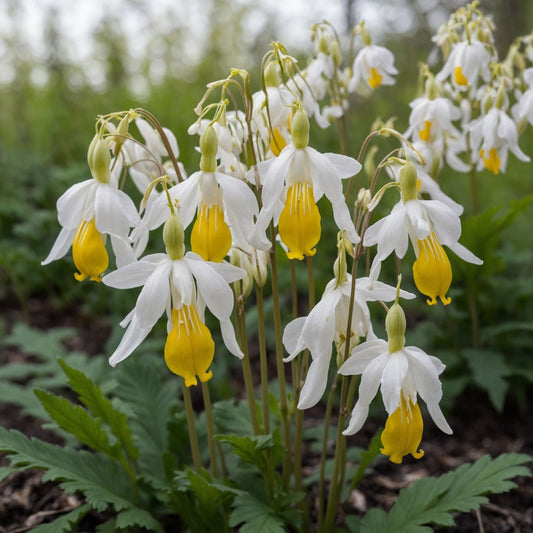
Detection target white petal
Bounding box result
[109,316,151,366]
[110,235,136,268]
[282,317,307,360]
[338,339,387,375]
[41,227,75,264]
[135,259,172,327]
[57,179,94,228]
[322,153,362,179]
[380,351,408,414]
[219,318,244,358]
[343,401,370,435]
[103,254,165,288]
[297,355,332,409]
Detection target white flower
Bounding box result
[338,338,452,437]
[514,68,533,126]
[103,251,245,384]
[42,174,140,280]
[405,96,461,143]
[139,169,259,260]
[283,276,414,409]
[349,44,397,92]
[248,143,361,259]
[365,194,482,304]
[468,107,530,174]
[436,40,491,89]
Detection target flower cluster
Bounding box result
[42,3,532,466]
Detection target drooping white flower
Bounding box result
[103,249,245,385]
[339,289,452,464]
[468,106,530,174]
[248,110,361,259]
[436,39,492,90]
[283,276,415,409]
[338,338,452,455]
[513,69,533,126]
[365,162,482,305]
[42,141,140,280]
[349,44,397,92]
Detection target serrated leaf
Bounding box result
[0,426,134,512]
[359,453,532,533]
[115,359,179,485]
[34,389,118,458]
[213,399,254,436]
[115,508,163,533]
[464,349,510,411]
[31,504,92,533]
[57,359,138,461]
[229,493,285,533]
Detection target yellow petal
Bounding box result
[413,231,452,306]
[191,204,232,262]
[278,182,321,260]
[381,396,424,464]
[418,120,432,142]
[270,127,287,157]
[454,66,468,86]
[480,148,501,175]
[164,306,215,386]
[72,218,108,282]
[368,67,383,89]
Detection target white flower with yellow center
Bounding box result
[248,109,361,260]
[405,96,461,143]
[141,126,258,262]
[349,44,397,92]
[436,40,491,89]
[339,292,452,464]
[103,213,245,386]
[365,162,482,305]
[283,274,414,410]
[468,106,530,175]
[42,138,140,281]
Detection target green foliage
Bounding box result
[355,453,531,533]
[31,503,92,533]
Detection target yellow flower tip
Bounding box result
[164,306,215,385]
[278,182,321,261]
[480,148,501,174]
[269,127,287,157]
[72,218,108,283]
[413,231,452,306]
[368,67,383,89]
[191,204,232,262]
[419,120,432,142]
[380,397,425,464]
[453,66,468,86]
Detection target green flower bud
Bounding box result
[87,133,98,168]
[163,212,185,260]
[386,301,406,353]
[90,138,111,184]
[264,61,280,88]
[331,41,342,66]
[399,161,418,203]
[318,34,329,55]
[361,25,372,46]
[229,249,254,301]
[292,109,310,149]
[200,125,218,173]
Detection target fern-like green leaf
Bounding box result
[359,453,532,533]
[229,493,285,533]
[115,359,179,486]
[115,508,164,533]
[57,359,138,461]
[34,389,118,458]
[30,504,92,533]
[0,426,134,512]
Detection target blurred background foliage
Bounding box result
[1,0,533,412]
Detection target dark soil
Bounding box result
[1,295,532,532]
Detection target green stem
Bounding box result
[182,381,202,472]
[201,382,219,478]
[256,286,270,435]
[470,164,478,215]
[269,226,292,490]
[235,302,261,435]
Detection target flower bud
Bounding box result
[264,61,280,88]
[229,249,254,300]
[356,187,372,211]
[386,301,406,353]
[331,41,342,66]
[200,125,218,173]
[251,249,269,288]
[399,161,418,203]
[90,138,111,184]
[318,34,329,55]
[163,212,185,260]
[292,109,310,149]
